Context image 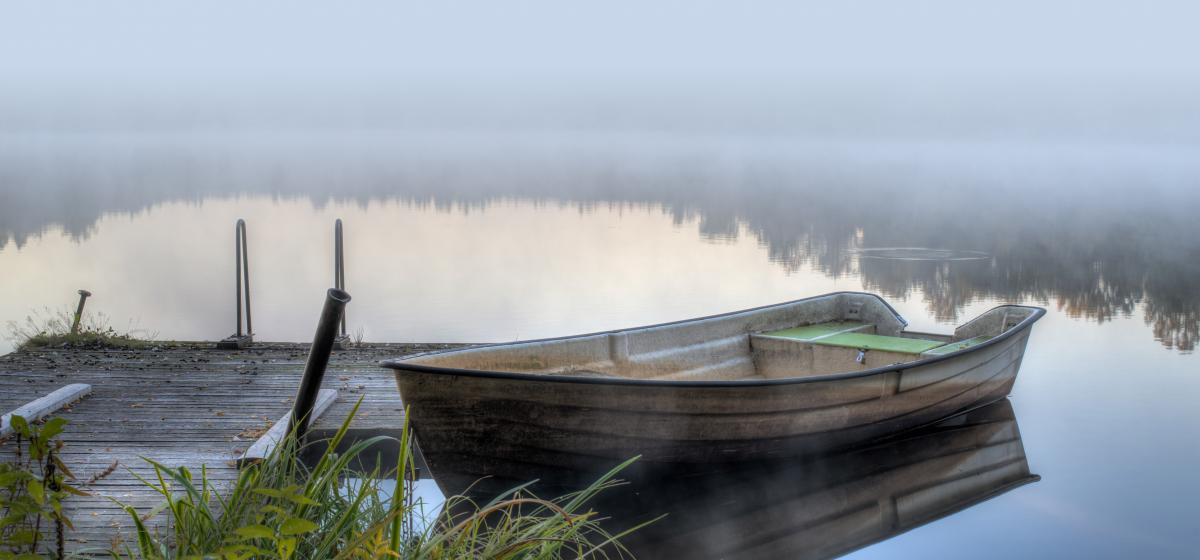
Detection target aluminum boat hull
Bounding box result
[384,292,1043,465]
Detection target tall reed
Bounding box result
[116,398,647,559]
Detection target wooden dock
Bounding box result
[0,341,460,553]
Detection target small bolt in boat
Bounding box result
[383,292,1043,466]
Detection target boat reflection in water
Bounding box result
[428,400,1037,560]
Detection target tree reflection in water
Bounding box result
[1,136,1196,351]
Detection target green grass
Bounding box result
[5,306,154,351]
[111,399,649,559]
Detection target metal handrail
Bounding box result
[235,219,253,337]
[334,219,346,337]
[218,219,254,348]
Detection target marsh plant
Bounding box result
[5,306,154,351]
[0,415,86,559]
[117,400,646,559]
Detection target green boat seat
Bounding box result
[763,321,867,341]
[810,332,946,354]
[922,335,993,356]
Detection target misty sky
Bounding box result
[4,1,1199,85]
[3,1,1200,140]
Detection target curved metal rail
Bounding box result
[218,219,254,349]
[335,218,346,337]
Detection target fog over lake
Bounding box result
[2,1,1199,558]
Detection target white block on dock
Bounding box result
[0,383,92,439]
[238,389,338,466]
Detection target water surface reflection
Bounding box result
[431,400,1034,560]
[1,133,1197,558]
[2,133,1197,351]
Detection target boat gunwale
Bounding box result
[381,291,1046,387]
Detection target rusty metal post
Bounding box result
[289,288,351,440]
[70,290,92,334]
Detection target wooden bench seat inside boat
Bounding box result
[759,321,872,341]
[921,335,992,356]
[811,332,945,354]
[752,321,951,379]
[748,322,1007,378]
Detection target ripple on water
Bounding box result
[852,247,991,261]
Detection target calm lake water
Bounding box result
[2,130,1199,557]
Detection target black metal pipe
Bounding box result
[289,288,352,440]
[71,290,92,334]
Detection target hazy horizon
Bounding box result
[6,1,1200,79]
[5,1,1200,143]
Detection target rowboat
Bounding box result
[430,400,1037,560]
[383,292,1043,466]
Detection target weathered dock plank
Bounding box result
[0,341,460,553]
[1,383,93,438]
